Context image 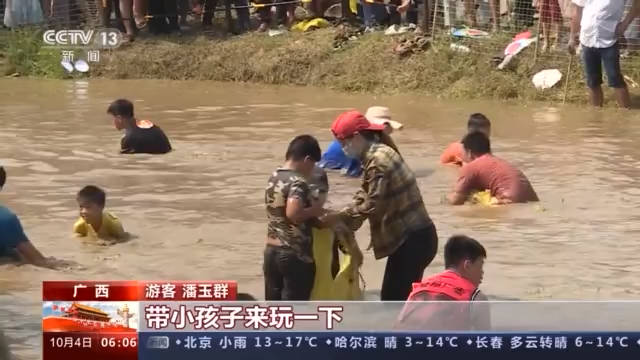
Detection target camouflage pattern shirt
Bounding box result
[265,168,314,263]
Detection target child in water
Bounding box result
[309,166,364,300]
[440,113,491,167]
[396,235,490,330]
[73,186,127,243]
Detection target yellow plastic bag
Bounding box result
[291,18,330,32]
[469,189,499,206]
[310,228,364,300]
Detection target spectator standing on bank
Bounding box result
[569,0,640,108]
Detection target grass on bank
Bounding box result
[2,27,640,105]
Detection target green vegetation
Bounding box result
[2,27,640,105]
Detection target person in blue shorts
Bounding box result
[0,166,58,268]
[318,106,403,177]
[568,0,640,108]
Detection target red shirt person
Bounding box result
[447,132,538,205]
[440,113,491,167]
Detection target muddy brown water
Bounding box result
[1,79,640,358]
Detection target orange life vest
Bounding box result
[395,271,479,330]
[409,270,477,301]
[136,119,154,129]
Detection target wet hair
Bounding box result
[77,185,106,207]
[444,235,487,268]
[236,293,257,301]
[107,99,135,118]
[467,113,491,132]
[461,131,491,156]
[285,135,321,162]
[0,167,5,189]
[359,130,402,159]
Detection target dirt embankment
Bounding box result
[3,27,640,105]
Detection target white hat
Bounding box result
[365,106,404,130]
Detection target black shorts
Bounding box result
[263,245,315,301]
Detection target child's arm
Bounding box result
[105,213,127,241]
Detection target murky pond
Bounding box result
[1,79,640,358]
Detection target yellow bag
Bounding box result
[469,189,499,206]
[310,228,336,300]
[291,18,330,32]
[310,228,364,300]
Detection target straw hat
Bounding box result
[365,106,404,130]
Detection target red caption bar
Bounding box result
[43,281,237,301]
[43,332,137,360]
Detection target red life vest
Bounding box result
[409,270,477,301]
[396,271,478,330]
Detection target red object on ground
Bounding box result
[513,31,532,41]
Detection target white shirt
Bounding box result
[573,0,626,48]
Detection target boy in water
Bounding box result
[440,113,491,167]
[74,186,127,243]
[0,166,59,268]
[264,135,326,300]
[447,132,538,205]
[397,235,490,331]
[108,99,172,154]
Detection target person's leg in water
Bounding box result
[264,245,285,300]
[119,0,136,40]
[279,249,315,300]
[582,45,605,107]
[380,224,438,301]
[602,43,631,108]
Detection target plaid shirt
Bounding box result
[340,143,433,259]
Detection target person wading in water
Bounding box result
[321,110,438,301]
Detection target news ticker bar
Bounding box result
[42,281,238,301]
[43,301,640,332]
[43,332,640,360]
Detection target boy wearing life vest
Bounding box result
[396,235,490,331]
[108,99,172,154]
[440,113,491,167]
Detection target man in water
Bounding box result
[0,166,58,268]
[397,235,490,331]
[568,0,640,108]
[447,132,538,205]
[108,99,172,154]
[440,113,491,167]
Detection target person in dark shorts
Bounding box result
[568,0,640,108]
[323,111,438,301]
[108,99,172,154]
[264,135,326,300]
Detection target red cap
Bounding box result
[331,110,386,140]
